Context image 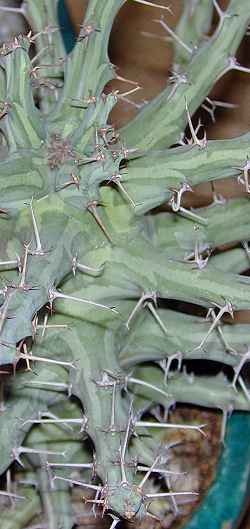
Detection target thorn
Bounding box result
[6,469,14,505]
[115,74,139,87]
[48,285,118,314]
[177,206,208,225]
[121,144,140,160]
[137,465,185,476]
[145,491,198,500]
[238,375,250,403]
[159,352,183,384]
[51,475,101,492]
[16,478,39,489]
[220,405,233,444]
[26,198,50,255]
[21,416,88,433]
[40,311,49,338]
[0,490,26,500]
[150,402,170,423]
[38,322,69,332]
[147,301,168,336]
[212,0,236,34]
[17,352,76,370]
[22,380,72,396]
[98,125,118,150]
[209,309,237,355]
[30,58,65,78]
[184,239,212,270]
[242,240,250,263]
[141,28,171,42]
[82,495,105,506]
[221,56,250,78]
[167,71,189,101]
[126,291,168,335]
[169,181,193,212]
[19,242,31,289]
[0,4,26,15]
[135,421,207,436]
[118,95,148,109]
[128,375,171,399]
[138,454,161,488]
[120,404,134,484]
[91,488,104,516]
[77,23,101,41]
[56,172,80,192]
[232,348,250,388]
[109,514,120,529]
[194,301,234,352]
[209,192,227,207]
[71,95,97,109]
[72,255,104,276]
[133,0,172,12]
[30,46,50,65]
[21,416,85,431]
[29,26,61,45]
[117,86,141,100]
[13,446,65,467]
[155,16,193,54]
[107,173,137,209]
[48,462,92,469]
[21,341,34,373]
[234,157,250,193]
[165,474,179,515]
[185,98,207,148]
[108,382,117,431]
[4,468,13,501]
[87,201,113,243]
[202,97,238,123]
[126,291,157,329]
[0,292,13,335]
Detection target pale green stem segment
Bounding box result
[25,0,66,113]
[118,306,250,368]
[131,366,250,412]
[50,0,125,133]
[125,133,250,213]
[174,0,214,67]
[0,364,67,475]
[0,36,44,150]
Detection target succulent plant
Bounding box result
[0,0,250,527]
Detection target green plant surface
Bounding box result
[0,0,250,527]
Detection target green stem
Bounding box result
[120,0,250,149]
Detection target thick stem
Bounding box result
[125,133,250,214]
[25,0,66,113]
[50,0,125,134]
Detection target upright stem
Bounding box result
[50,0,125,134]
